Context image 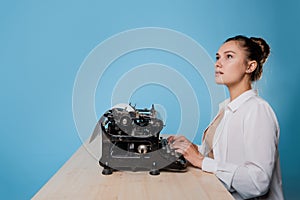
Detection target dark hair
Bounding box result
[225,35,270,81]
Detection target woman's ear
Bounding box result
[246,61,258,73]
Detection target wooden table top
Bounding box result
[32,135,234,200]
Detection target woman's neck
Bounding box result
[228,82,252,101]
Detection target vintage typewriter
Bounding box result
[90,103,187,175]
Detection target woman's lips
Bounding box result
[215,71,224,76]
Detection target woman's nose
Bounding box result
[215,59,222,68]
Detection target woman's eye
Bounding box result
[227,54,233,59]
[216,56,220,61]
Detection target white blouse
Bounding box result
[200,90,284,200]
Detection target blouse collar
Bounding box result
[220,89,258,112]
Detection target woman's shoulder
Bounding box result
[245,94,278,121]
[247,94,273,109]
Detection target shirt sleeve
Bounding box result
[202,102,279,199]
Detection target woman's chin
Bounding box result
[215,78,225,85]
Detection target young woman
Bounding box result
[169,35,284,199]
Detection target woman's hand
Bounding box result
[168,135,204,169]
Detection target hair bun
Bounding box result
[250,37,270,65]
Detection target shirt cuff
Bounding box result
[202,157,218,173]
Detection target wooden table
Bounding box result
[32,136,234,200]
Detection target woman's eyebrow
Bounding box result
[224,50,236,54]
[216,50,236,56]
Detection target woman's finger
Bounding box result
[171,141,191,152]
[171,135,187,143]
[174,148,185,155]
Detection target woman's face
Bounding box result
[215,41,249,87]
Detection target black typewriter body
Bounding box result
[96,104,187,175]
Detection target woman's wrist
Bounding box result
[192,152,204,169]
[198,155,205,169]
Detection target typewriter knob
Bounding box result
[137,144,148,154]
[120,116,131,126]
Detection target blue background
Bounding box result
[1,0,299,199]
